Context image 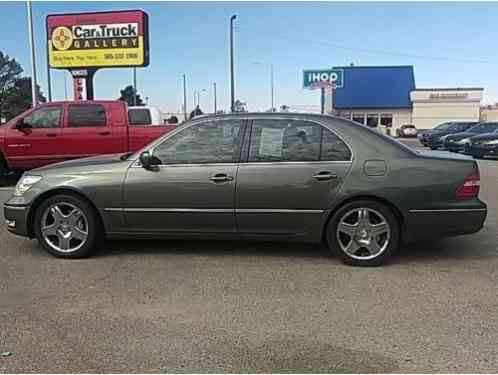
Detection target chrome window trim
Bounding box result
[131,115,354,167]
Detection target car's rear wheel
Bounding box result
[327,200,400,266]
[34,194,101,258]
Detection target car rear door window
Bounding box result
[129,108,152,126]
[68,104,107,127]
[249,119,321,162]
[153,119,243,164]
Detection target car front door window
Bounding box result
[23,106,62,129]
[153,120,243,164]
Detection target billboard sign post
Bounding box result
[47,10,149,100]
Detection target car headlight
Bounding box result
[14,175,42,197]
[483,139,498,145]
[457,138,470,144]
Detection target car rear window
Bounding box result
[129,108,152,126]
[68,104,107,127]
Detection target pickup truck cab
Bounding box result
[0,101,176,173]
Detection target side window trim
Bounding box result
[241,117,353,164]
[150,118,248,166]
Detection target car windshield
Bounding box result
[434,122,455,130]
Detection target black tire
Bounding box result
[326,200,400,266]
[0,155,9,187]
[472,153,484,159]
[33,193,102,258]
[429,146,438,150]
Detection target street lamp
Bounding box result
[230,14,237,112]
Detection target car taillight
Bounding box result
[456,170,480,199]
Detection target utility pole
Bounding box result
[270,64,275,112]
[133,67,137,106]
[230,14,237,112]
[63,71,68,100]
[27,1,38,107]
[213,82,217,114]
[46,46,52,102]
[182,74,187,122]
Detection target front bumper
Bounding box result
[467,143,498,156]
[444,141,465,152]
[4,203,30,237]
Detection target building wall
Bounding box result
[332,108,412,134]
[410,89,483,129]
[480,108,498,121]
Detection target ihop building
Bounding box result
[324,65,483,132]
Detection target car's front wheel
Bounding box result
[327,200,400,266]
[34,194,101,258]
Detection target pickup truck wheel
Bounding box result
[326,200,400,266]
[33,194,101,258]
[0,157,10,187]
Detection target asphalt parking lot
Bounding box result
[1,139,497,373]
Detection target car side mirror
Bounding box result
[15,118,31,133]
[139,151,161,171]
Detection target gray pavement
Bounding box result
[1,140,497,372]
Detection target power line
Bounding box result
[235,25,490,65]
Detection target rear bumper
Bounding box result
[404,204,487,243]
[3,203,30,237]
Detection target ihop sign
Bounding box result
[303,69,344,89]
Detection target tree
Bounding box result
[189,105,204,120]
[2,77,45,121]
[0,52,23,122]
[118,85,144,106]
[0,52,46,123]
[234,99,247,113]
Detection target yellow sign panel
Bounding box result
[47,15,149,69]
[49,36,145,68]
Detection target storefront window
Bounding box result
[352,113,365,124]
[380,113,393,127]
[366,113,379,128]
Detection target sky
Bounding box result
[2,1,498,113]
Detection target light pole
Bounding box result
[230,14,237,112]
[213,82,217,114]
[27,1,38,107]
[198,89,206,109]
[133,67,137,106]
[182,74,187,122]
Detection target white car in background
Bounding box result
[396,124,418,138]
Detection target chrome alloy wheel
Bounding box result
[40,202,89,253]
[336,207,391,260]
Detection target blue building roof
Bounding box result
[332,65,415,109]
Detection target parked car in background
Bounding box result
[4,113,487,266]
[0,101,176,176]
[396,124,418,138]
[418,121,478,149]
[465,130,498,158]
[128,106,164,126]
[443,122,498,152]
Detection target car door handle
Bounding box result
[46,133,57,137]
[99,131,111,136]
[312,171,338,181]
[209,174,234,182]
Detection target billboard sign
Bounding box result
[303,69,344,89]
[47,10,149,69]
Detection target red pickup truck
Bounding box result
[0,100,176,174]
